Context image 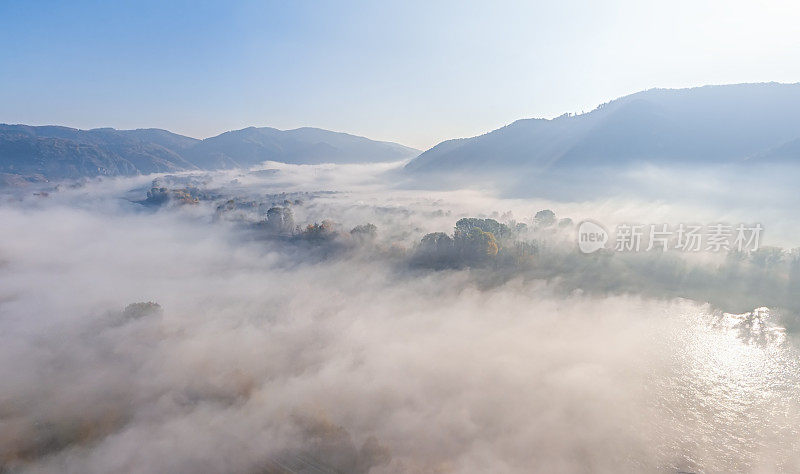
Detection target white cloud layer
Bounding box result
[2,165,800,473]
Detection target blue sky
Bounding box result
[2,0,800,149]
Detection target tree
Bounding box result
[121,302,163,322]
[414,232,457,268]
[420,232,454,252]
[454,217,510,239]
[266,206,295,235]
[454,227,498,264]
[302,220,337,240]
[351,223,377,237]
[534,209,556,228]
[464,227,499,257]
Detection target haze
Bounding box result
[4,2,800,473]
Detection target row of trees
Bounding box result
[259,206,380,245]
[220,203,567,267]
[415,213,559,268]
[143,186,201,205]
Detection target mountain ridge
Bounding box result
[405,82,800,175]
[0,124,420,183]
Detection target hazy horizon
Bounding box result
[5,81,800,151]
[4,1,800,149]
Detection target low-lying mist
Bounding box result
[2,161,800,473]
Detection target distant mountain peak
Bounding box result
[405,82,800,175]
[0,124,419,184]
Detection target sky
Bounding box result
[2,0,800,150]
